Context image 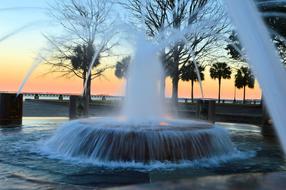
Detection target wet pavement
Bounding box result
[109,172,286,190]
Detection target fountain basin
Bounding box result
[43,118,236,163]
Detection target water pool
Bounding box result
[0,118,285,189]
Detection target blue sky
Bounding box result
[0,0,58,51]
[0,0,49,29]
[0,0,129,54]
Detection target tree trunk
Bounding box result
[160,51,166,100]
[160,75,166,99]
[82,71,90,116]
[233,87,236,103]
[218,77,221,103]
[171,47,180,107]
[172,76,179,106]
[243,85,246,104]
[191,79,194,103]
[171,9,182,109]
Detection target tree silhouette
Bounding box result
[123,0,229,105]
[115,56,130,79]
[46,0,116,116]
[259,0,286,64]
[225,31,245,62]
[210,62,232,103]
[181,61,205,102]
[257,0,286,37]
[235,66,255,103]
[227,1,286,64]
[68,44,100,98]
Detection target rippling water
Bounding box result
[0,118,285,189]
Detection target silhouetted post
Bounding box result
[69,96,88,119]
[69,96,78,119]
[34,94,39,100]
[82,95,89,116]
[58,95,63,101]
[196,100,216,122]
[261,101,275,137]
[0,93,23,126]
[208,100,216,123]
[196,100,203,118]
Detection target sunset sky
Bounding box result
[0,0,262,100]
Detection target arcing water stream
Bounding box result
[224,0,286,152]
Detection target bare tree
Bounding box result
[46,0,116,115]
[121,0,230,105]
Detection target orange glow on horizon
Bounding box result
[0,40,261,99]
[0,63,261,100]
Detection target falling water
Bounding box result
[224,0,286,152]
[43,118,236,164]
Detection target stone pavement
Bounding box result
[108,172,286,190]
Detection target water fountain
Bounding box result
[41,34,238,166]
[1,0,280,170]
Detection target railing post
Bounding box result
[196,100,216,122]
[34,94,39,100]
[207,100,216,123]
[69,96,79,119]
[69,96,89,119]
[0,93,23,126]
[58,95,63,101]
[261,101,275,137]
[196,100,203,118]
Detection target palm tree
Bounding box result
[209,62,232,103]
[181,61,205,102]
[235,66,255,103]
[115,56,130,79]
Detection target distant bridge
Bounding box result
[0,91,261,104]
[22,93,122,101]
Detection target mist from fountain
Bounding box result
[123,34,164,121]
